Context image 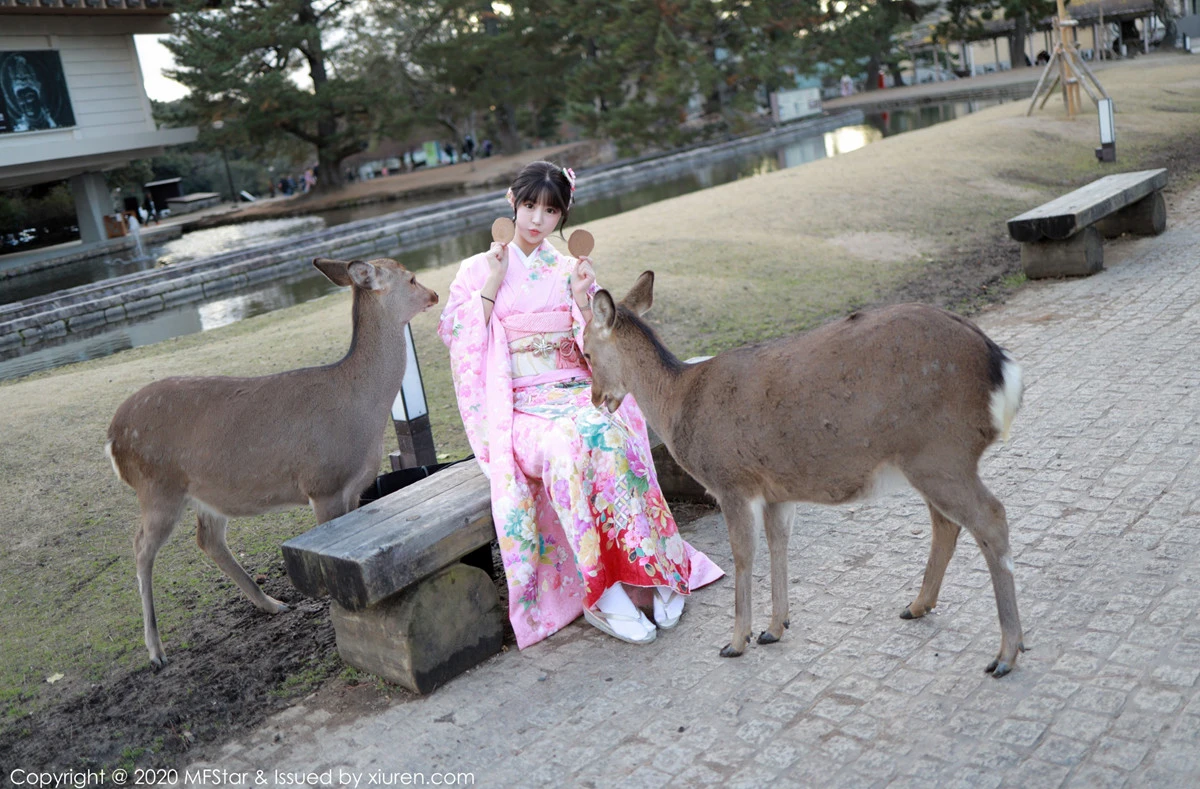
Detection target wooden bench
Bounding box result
[282,439,706,694]
[1006,168,1167,279]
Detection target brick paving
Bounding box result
[183,185,1200,787]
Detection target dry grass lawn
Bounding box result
[2,54,1199,722]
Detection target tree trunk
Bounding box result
[1154,0,1179,49]
[300,0,344,192]
[1010,14,1029,69]
[865,52,882,91]
[316,144,345,192]
[495,102,522,155]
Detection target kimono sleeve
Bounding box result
[437,255,493,464]
[569,274,602,352]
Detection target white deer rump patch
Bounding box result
[990,357,1023,442]
[104,440,128,485]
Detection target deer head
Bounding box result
[313,257,438,328]
[585,270,657,413]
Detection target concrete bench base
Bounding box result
[1021,226,1103,279]
[330,563,504,694]
[1095,190,1166,239]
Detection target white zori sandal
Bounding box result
[584,583,656,644]
[583,607,657,645]
[653,587,686,630]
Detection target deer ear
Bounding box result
[313,258,353,287]
[592,289,617,334]
[347,260,384,292]
[622,271,654,316]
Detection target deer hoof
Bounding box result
[757,630,781,645]
[985,658,1013,678]
[899,604,928,620]
[149,654,169,671]
[720,635,750,658]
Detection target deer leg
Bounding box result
[914,472,1025,678]
[901,502,961,620]
[757,502,793,645]
[134,492,186,670]
[194,505,289,615]
[310,494,355,525]
[718,495,761,657]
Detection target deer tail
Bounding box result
[989,352,1023,443]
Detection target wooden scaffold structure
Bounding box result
[1027,0,1110,117]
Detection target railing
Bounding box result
[0,0,172,12]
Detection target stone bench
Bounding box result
[1006,168,1167,278]
[166,192,222,215]
[282,439,705,694]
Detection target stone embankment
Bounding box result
[0,111,862,354]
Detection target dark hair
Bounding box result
[510,160,573,233]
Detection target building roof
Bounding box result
[907,0,1169,45]
[0,0,173,16]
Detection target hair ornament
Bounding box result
[562,167,577,193]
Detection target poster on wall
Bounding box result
[0,51,76,135]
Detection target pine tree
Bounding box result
[164,0,410,192]
[557,1,821,153]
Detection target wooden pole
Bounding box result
[1099,10,1106,60]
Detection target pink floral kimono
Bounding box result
[437,239,722,648]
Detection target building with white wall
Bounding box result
[0,0,196,247]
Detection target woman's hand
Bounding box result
[485,241,508,281]
[571,255,595,311]
[481,242,507,323]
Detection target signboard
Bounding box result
[0,51,76,135]
[771,87,822,124]
[423,140,441,167]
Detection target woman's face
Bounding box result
[514,199,560,252]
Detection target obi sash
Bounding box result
[502,311,586,383]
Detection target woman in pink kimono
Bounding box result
[438,161,721,647]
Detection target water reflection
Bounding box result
[0,216,328,307]
[3,253,158,305]
[197,273,342,332]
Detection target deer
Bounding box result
[105,257,438,669]
[583,272,1027,677]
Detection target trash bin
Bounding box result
[357,461,457,507]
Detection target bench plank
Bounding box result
[292,460,485,554]
[282,464,493,609]
[283,435,710,613]
[1007,169,1167,242]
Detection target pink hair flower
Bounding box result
[562,167,577,192]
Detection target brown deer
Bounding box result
[583,272,1026,677]
[106,257,438,669]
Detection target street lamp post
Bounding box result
[390,324,437,470]
[211,120,237,202]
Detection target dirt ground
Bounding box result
[2,55,1200,780]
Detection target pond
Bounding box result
[0,98,1006,382]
